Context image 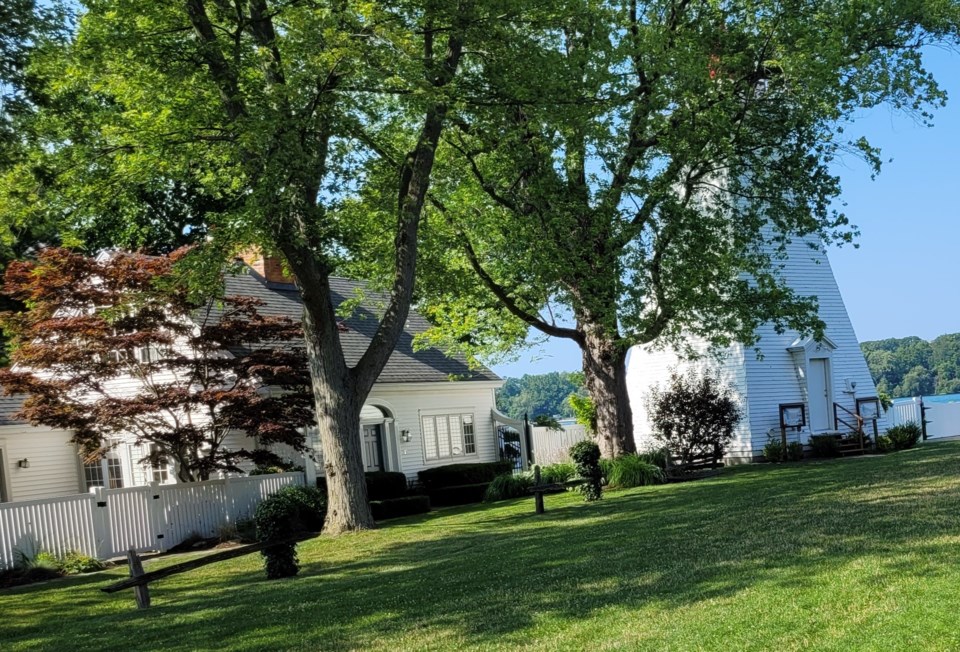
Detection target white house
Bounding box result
[0,255,508,502]
[626,235,887,462]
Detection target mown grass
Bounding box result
[4,442,960,651]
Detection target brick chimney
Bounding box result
[240,248,293,284]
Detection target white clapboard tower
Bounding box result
[626,235,887,462]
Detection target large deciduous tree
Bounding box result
[0,248,314,482]
[384,0,960,457]
[0,0,528,532]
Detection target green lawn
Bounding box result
[4,443,960,651]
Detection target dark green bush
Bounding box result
[254,485,327,579]
[365,471,408,501]
[876,434,894,453]
[370,495,431,520]
[605,454,664,488]
[418,461,513,491]
[887,423,922,451]
[570,440,602,501]
[427,482,491,506]
[810,435,841,458]
[763,438,784,462]
[646,368,741,472]
[483,474,534,502]
[786,442,805,462]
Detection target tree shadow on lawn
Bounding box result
[5,443,960,651]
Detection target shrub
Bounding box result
[876,434,894,453]
[636,448,668,470]
[605,454,664,488]
[567,393,596,432]
[59,551,104,575]
[887,422,922,451]
[538,461,576,484]
[370,495,431,520]
[417,462,513,491]
[810,435,840,458]
[483,474,533,502]
[427,482,491,506]
[254,485,327,579]
[569,440,602,501]
[645,368,741,472]
[763,438,784,462]
[365,471,408,501]
[235,518,258,543]
[29,551,61,572]
[786,441,805,462]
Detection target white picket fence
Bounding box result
[0,472,304,570]
[531,424,590,464]
[890,396,960,440]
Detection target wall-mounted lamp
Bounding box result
[17,458,30,469]
[400,430,411,443]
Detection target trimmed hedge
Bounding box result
[418,461,513,491]
[370,495,431,520]
[365,471,408,501]
[428,482,491,506]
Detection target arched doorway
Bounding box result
[360,404,398,472]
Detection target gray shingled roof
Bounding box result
[205,268,500,384]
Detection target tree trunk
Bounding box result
[298,278,375,535]
[581,329,636,458]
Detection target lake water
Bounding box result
[893,393,960,405]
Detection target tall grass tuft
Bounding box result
[483,473,533,502]
[605,454,665,489]
[539,462,577,484]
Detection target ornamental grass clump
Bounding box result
[605,454,664,488]
[483,474,533,502]
[569,440,603,501]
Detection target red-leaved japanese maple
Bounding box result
[0,248,314,482]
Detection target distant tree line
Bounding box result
[861,334,960,398]
[496,372,586,421]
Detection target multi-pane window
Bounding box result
[149,444,169,483]
[83,456,124,491]
[422,413,476,461]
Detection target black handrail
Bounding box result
[834,402,865,450]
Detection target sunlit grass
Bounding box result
[3,442,960,651]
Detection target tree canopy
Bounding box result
[862,333,960,398]
[0,248,314,482]
[496,371,585,420]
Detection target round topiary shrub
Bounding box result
[887,422,922,451]
[254,485,327,579]
[569,440,603,501]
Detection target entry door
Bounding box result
[362,424,383,472]
[808,358,832,431]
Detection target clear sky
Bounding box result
[490,46,960,379]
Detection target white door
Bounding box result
[808,358,832,431]
[362,424,383,472]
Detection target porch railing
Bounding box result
[834,403,865,450]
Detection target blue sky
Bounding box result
[491,46,960,379]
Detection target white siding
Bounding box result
[0,425,82,502]
[626,234,884,461]
[626,338,752,459]
[741,238,886,456]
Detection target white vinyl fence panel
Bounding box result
[889,396,960,440]
[531,424,590,464]
[0,472,304,570]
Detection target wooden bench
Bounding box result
[663,451,723,481]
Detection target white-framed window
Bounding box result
[148,444,170,483]
[421,413,476,461]
[83,455,124,491]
